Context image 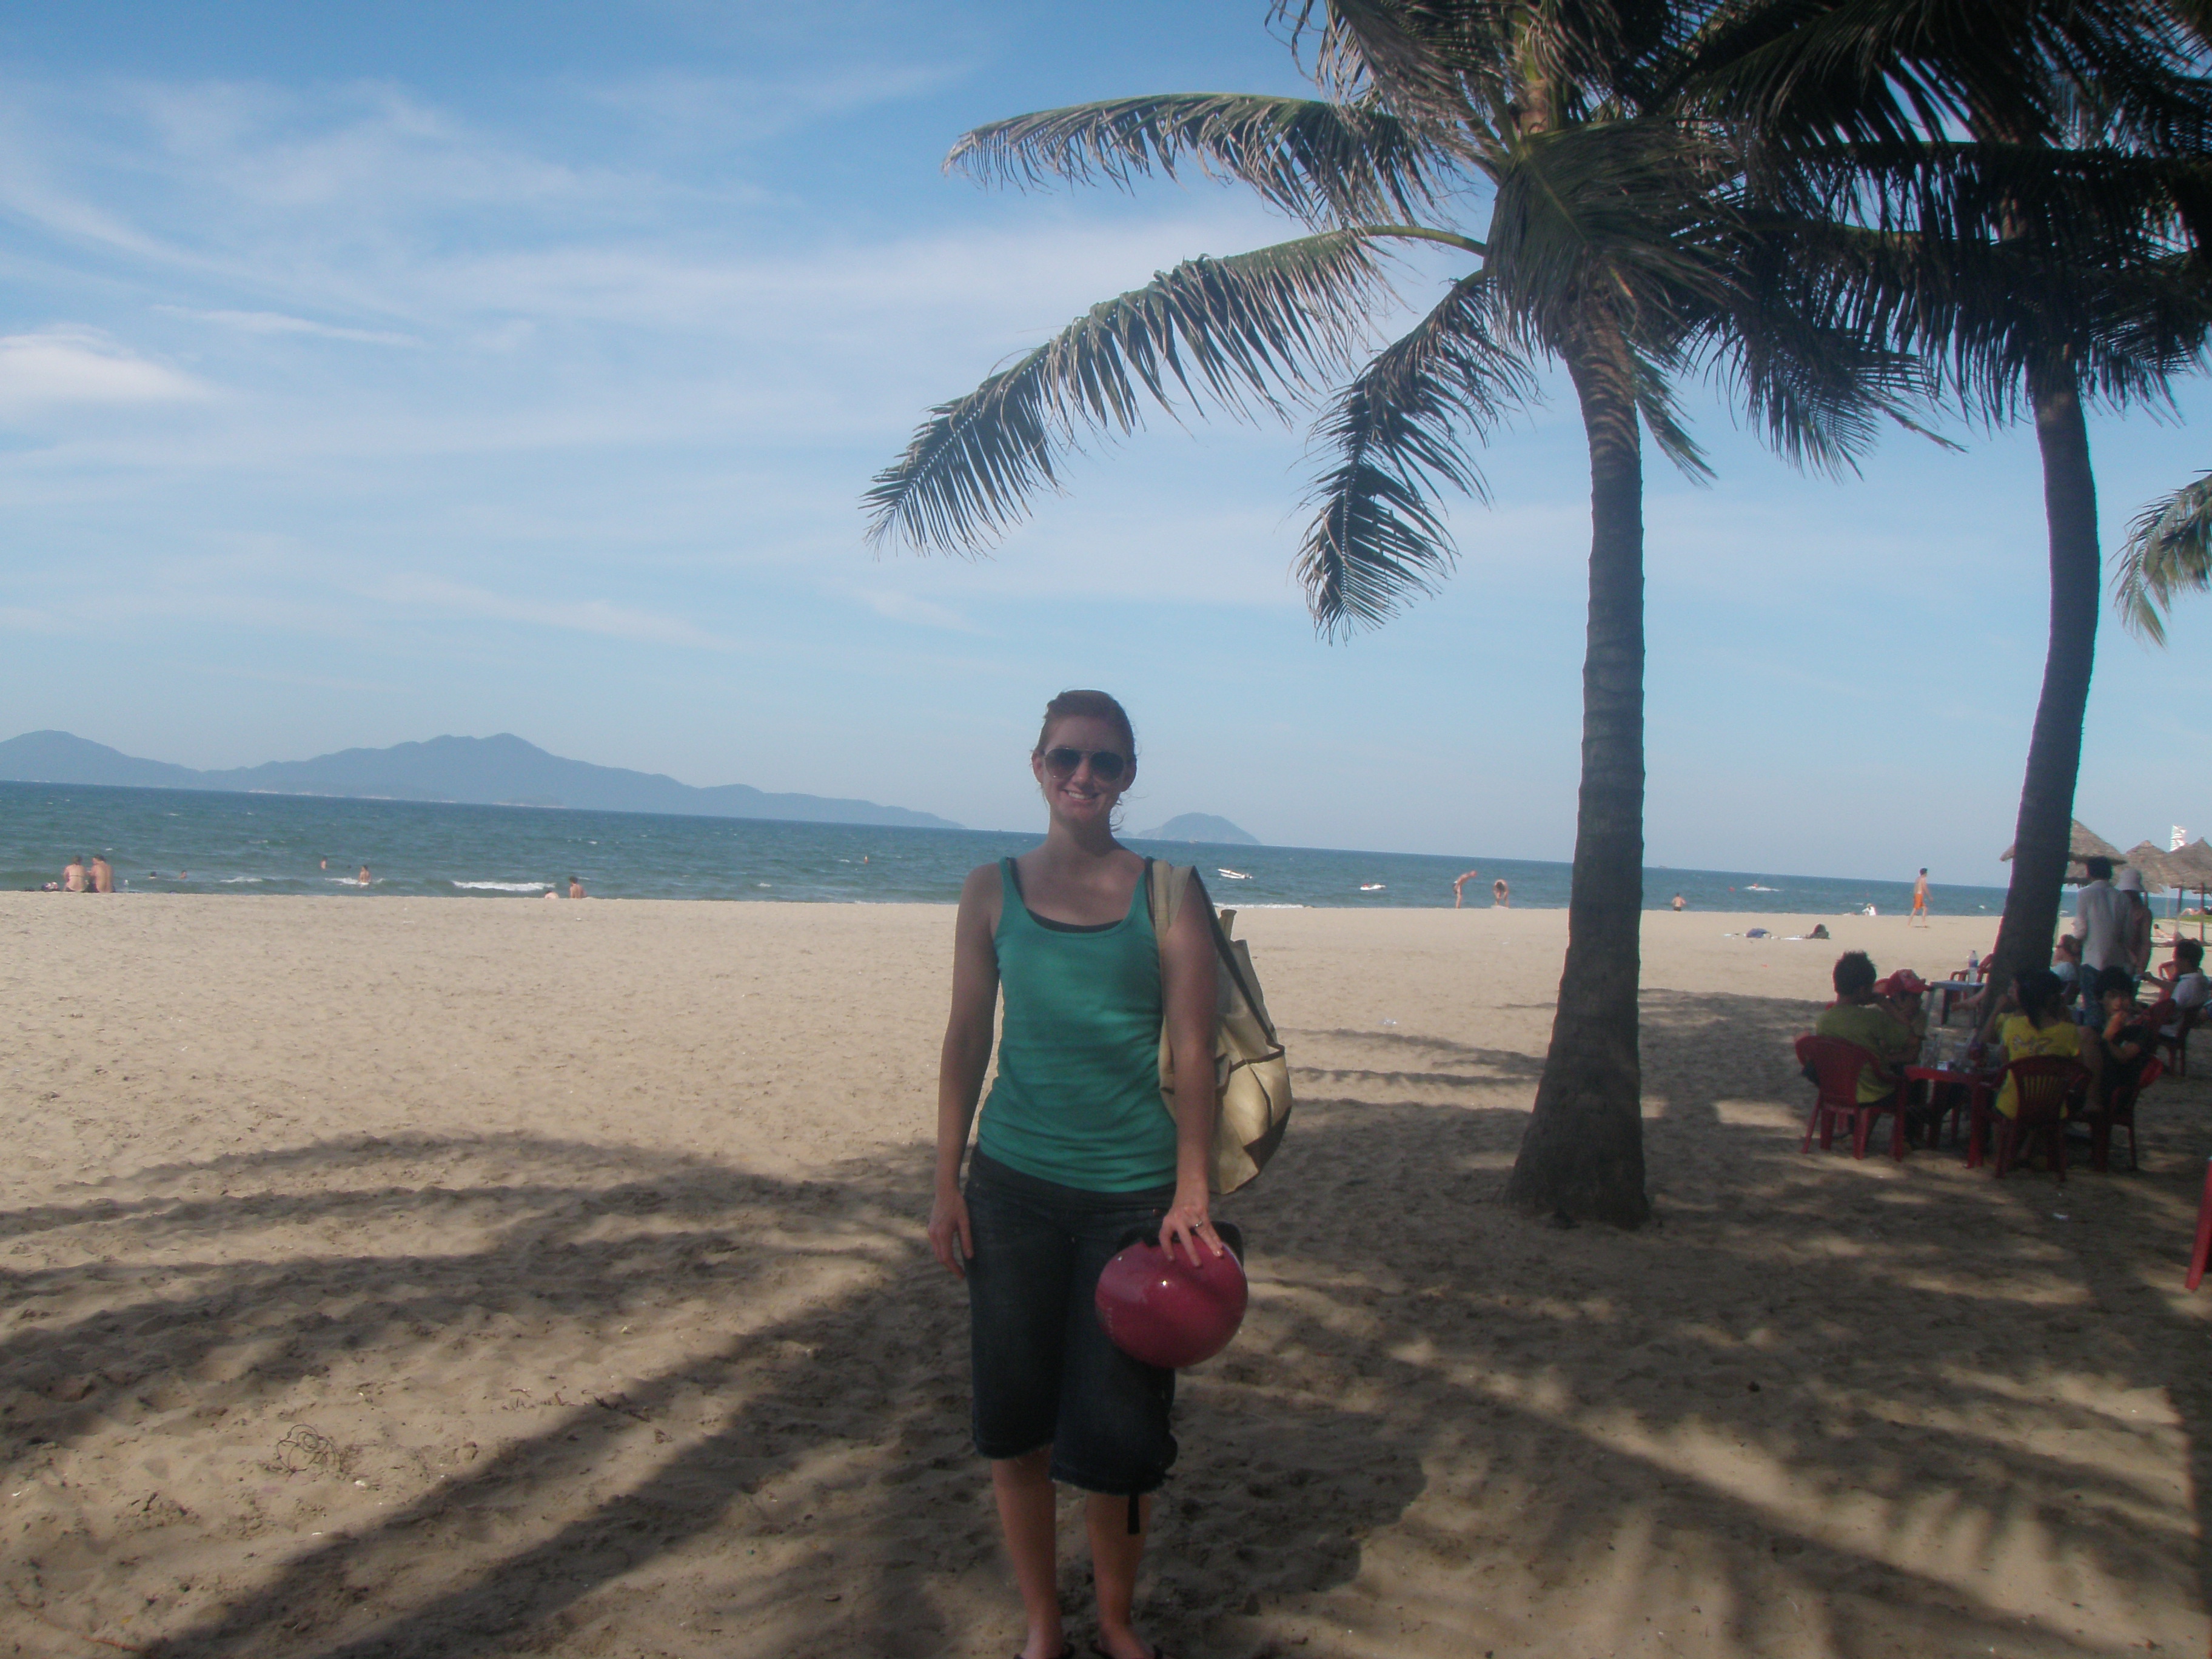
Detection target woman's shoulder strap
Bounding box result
[1145,859,1206,940]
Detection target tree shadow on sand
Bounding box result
[4,985,2209,1658]
[1,1133,1423,1659]
[1233,988,2212,1655]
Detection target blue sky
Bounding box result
[2,1,2208,883]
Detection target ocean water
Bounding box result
[1,780,2011,915]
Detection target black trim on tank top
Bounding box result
[1003,858,1124,934]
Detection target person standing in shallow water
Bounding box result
[930,688,1223,1659]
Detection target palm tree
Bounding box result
[866,1,1917,1227]
[2115,469,2212,642]
[1693,3,2212,1011]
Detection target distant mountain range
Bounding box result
[1134,813,1260,846]
[0,731,963,830]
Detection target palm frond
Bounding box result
[1282,0,1493,133]
[1486,118,1732,335]
[1697,219,1935,477]
[1811,140,2212,265]
[1751,210,2210,426]
[1683,0,2212,155]
[1627,346,1712,481]
[948,93,1448,229]
[864,231,1390,552]
[2114,470,2212,643]
[1295,271,1539,635]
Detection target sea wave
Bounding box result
[220,876,264,883]
[452,880,551,892]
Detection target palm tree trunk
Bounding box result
[1503,315,1652,1228]
[1985,350,2101,1012]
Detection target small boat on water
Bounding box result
[1746,883,1779,892]
[1216,868,1252,880]
[1359,882,1386,892]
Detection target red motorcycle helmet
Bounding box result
[1094,1222,1248,1369]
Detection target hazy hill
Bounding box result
[1134,812,1260,846]
[0,731,963,830]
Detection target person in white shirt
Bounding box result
[2157,939,2210,1034]
[2073,858,2128,977]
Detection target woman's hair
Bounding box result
[2017,968,2066,1025]
[2095,966,2137,1003]
[1034,688,1136,759]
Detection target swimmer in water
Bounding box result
[358,865,371,887]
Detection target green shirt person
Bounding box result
[1814,951,1917,1102]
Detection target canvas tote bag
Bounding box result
[1145,860,1293,1194]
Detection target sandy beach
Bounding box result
[4,894,2208,1659]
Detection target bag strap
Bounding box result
[1145,857,1186,950]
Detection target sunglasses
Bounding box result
[1041,746,1128,781]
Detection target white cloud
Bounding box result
[0,327,206,416]
[844,585,984,632]
[155,306,420,346]
[582,62,964,146]
[370,574,736,649]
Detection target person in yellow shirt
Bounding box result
[1990,968,2092,1119]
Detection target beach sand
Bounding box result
[3,894,2208,1658]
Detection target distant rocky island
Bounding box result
[0,731,963,830]
[1134,813,1260,846]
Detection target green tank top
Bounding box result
[976,857,1178,1193]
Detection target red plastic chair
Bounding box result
[2156,1002,2197,1078]
[2188,1158,2212,1290]
[1990,1057,2088,1180]
[2088,1057,2162,1173]
[1795,1034,1906,1161]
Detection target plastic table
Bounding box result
[1904,1064,2000,1162]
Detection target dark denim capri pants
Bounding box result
[964,1151,1176,1496]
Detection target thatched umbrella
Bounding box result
[2001,819,2127,882]
[2164,839,2212,939]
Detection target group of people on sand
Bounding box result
[1816,922,2208,1141]
[1451,870,1509,908]
[50,854,114,893]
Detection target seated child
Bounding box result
[2093,967,2154,1110]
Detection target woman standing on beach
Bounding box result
[930,688,1222,1659]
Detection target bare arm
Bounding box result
[1158,870,1222,1265]
[928,864,1002,1278]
